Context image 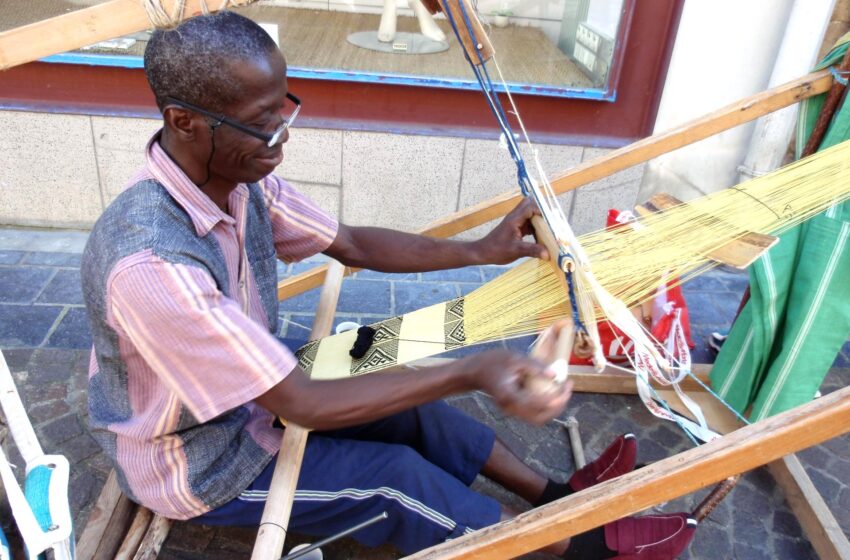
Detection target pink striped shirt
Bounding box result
[90,137,337,519]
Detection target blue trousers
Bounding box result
[194,401,501,554]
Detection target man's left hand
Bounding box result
[477,198,549,265]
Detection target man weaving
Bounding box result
[81,12,695,559]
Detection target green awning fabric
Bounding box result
[710,37,850,421]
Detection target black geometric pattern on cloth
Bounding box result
[295,339,321,376]
[351,316,403,376]
[445,297,466,349]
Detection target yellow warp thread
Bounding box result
[464,138,850,344]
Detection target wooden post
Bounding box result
[404,386,850,559]
[0,0,258,71]
[277,70,832,301]
[251,260,347,560]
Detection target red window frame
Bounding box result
[0,0,682,146]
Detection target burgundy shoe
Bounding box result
[568,434,637,492]
[605,513,697,559]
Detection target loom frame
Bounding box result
[71,71,848,559]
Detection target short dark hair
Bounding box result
[144,11,279,113]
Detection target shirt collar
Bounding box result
[144,132,239,237]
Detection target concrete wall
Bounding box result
[0,110,645,238]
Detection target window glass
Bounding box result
[4,0,628,99]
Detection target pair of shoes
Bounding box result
[569,433,637,491]
[605,513,697,559]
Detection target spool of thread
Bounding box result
[349,326,377,359]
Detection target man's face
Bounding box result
[207,50,291,185]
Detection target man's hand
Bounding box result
[476,198,549,265]
[458,349,572,425]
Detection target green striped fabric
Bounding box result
[711,37,850,420]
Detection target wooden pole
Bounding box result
[0,0,258,71]
[277,70,832,301]
[251,260,347,560]
[404,385,850,559]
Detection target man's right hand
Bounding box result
[457,349,573,425]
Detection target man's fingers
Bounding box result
[518,240,548,261]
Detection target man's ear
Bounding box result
[162,106,202,143]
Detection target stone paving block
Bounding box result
[773,536,816,559]
[689,520,732,559]
[355,269,418,281]
[684,291,740,326]
[0,348,33,371]
[0,229,89,253]
[38,413,84,446]
[0,266,55,303]
[45,307,92,349]
[36,269,84,305]
[681,273,729,294]
[419,267,483,283]
[278,287,322,313]
[393,281,458,315]
[834,341,850,367]
[0,304,62,347]
[481,264,514,282]
[0,250,25,264]
[279,314,316,340]
[22,252,82,267]
[337,279,392,315]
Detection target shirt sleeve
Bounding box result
[107,252,297,423]
[261,175,339,262]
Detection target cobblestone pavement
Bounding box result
[0,226,848,559]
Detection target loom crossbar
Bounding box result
[277,70,832,301]
[635,193,779,269]
[403,385,850,559]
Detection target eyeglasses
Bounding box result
[165,92,302,148]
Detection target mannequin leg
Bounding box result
[378,0,398,42]
[410,0,446,41]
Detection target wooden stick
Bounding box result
[132,514,171,560]
[691,475,741,522]
[114,507,153,560]
[0,1,259,71]
[803,47,850,156]
[251,260,347,560]
[436,0,494,64]
[413,359,713,394]
[563,417,585,469]
[277,70,832,301]
[404,385,850,559]
[76,471,139,560]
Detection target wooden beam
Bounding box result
[404,385,850,559]
[635,192,779,269]
[252,260,347,560]
[0,1,257,71]
[76,471,136,560]
[277,70,832,301]
[659,386,850,560]
[413,358,712,394]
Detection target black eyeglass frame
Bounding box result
[164,92,302,148]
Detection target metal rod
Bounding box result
[280,511,389,560]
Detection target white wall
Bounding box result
[637,0,798,201]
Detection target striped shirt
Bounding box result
[84,136,337,519]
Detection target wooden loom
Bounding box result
[2,3,847,559]
[65,70,850,559]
